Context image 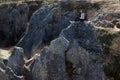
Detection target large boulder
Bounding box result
[7,47,24,76]
[32,37,69,80]
[17,5,70,58]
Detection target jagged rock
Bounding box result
[28,1,43,19]
[30,22,104,80]
[0,68,9,80]
[17,5,70,58]
[0,58,6,70]
[66,40,90,80]
[7,47,24,76]
[116,22,120,28]
[60,22,100,52]
[0,3,29,45]
[9,3,29,43]
[66,40,105,80]
[64,10,78,21]
[32,37,69,80]
[6,67,25,80]
[87,63,105,80]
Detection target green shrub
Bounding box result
[97,31,119,53]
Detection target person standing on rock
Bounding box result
[79,9,85,22]
[74,9,86,22]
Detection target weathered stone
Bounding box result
[60,22,100,52]
[66,40,90,80]
[87,63,105,80]
[32,37,69,80]
[0,3,29,45]
[65,40,105,80]
[6,67,25,80]
[0,58,6,70]
[17,6,70,58]
[0,68,9,80]
[7,47,24,76]
[64,10,78,21]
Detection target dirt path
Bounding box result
[0,47,13,59]
[0,49,10,59]
[94,25,120,34]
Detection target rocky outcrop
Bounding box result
[27,0,43,19]
[7,47,24,76]
[32,37,69,80]
[60,22,100,52]
[17,5,70,58]
[0,58,6,70]
[28,22,105,80]
[0,68,9,80]
[0,57,25,80]
[66,40,90,80]
[6,67,25,80]
[0,3,29,46]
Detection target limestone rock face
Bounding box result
[66,40,105,80]
[60,22,100,52]
[0,3,29,45]
[32,37,69,80]
[17,5,70,58]
[0,68,9,80]
[66,40,90,80]
[87,63,105,80]
[30,22,105,80]
[7,47,24,76]
[0,58,6,70]
[6,67,25,80]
